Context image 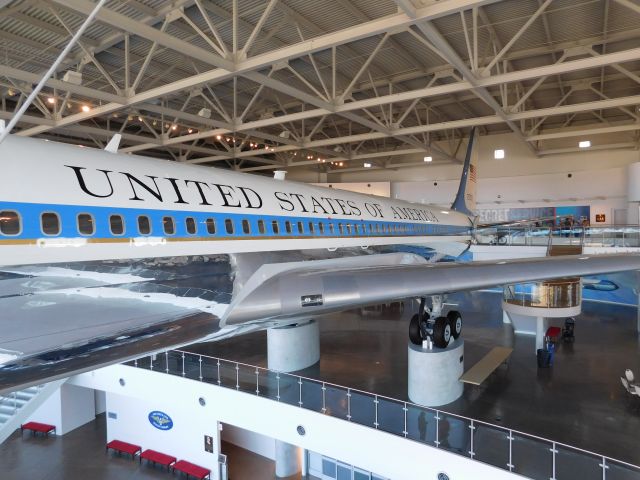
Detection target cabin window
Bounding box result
[329,224,335,234]
[77,213,95,236]
[242,219,250,234]
[41,212,61,236]
[308,222,315,234]
[138,216,151,235]
[339,223,344,235]
[257,220,266,234]
[272,220,279,234]
[285,221,292,234]
[163,216,175,235]
[225,219,234,234]
[0,210,21,236]
[109,215,124,235]
[319,223,325,234]
[185,217,197,235]
[297,222,304,234]
[205,218,216,235]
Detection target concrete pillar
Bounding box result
[267,320,320,373]
[408,340,464,407]
[535,317,546,353]
[275,440,300,478]
[503,311,512,324]
[268,320,318,478]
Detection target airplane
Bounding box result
[1,126,639,394]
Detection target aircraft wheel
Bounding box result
[447,311,462,339]
[433,316,451,348]
[409,314,422,345]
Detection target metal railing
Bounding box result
[476,225,640,248]
[127,350,640,480]
[503,279,581,308]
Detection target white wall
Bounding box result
[286,132,640,225]
[95,390,106,415]
[105,391,220,474]
[69,365,528,480]
[28,384,96,435]
[393,166,628,225]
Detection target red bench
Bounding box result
[106,439,142,459]
[21,422,55,437]
[140,449,176,469]
[173,460,211,479]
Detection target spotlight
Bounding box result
[47,97,56,105]
[81,105,90,113]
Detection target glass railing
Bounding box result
[476,225,640,248]
[126,350,640,480]
[503,279,581,308]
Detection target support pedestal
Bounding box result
[268,320,319,478]
[275,440,301,478]
[267,320,320,373]
[408,339,464,407]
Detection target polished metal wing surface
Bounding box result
[0,257,233,394]
[224,253,640,325]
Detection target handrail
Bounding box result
[476,225,640,248]
[127,349,640,476]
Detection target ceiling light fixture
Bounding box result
[494,149,505,159]
[81,105,90,113]
[364,162,372,168]
[579,140,591,148]
[424,156,433,162]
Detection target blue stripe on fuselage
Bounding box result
[0,201,471,240]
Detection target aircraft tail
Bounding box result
[450,127,478,217]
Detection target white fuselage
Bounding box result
[0,136,471,266]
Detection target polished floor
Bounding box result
[0,414,313,480]
[186,291,640,467]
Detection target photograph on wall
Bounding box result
[204,435,214,453]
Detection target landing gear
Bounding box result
[447,310,462,339]
[432,316,451,348]
[408,297,463,348]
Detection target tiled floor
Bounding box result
[0,414,313,480]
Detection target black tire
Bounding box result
[409,314,422,345]
[433,316,451,348]
[447,311,462,339]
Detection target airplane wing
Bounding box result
[1,252,639,394]
[224,253,640,325]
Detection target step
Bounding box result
[548,245,583,256]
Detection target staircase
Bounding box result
[548,244,583,256]
[0,380,66,444]
[546,227,584,256]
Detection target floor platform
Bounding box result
[0,414,313,480]
[186,291,640,466]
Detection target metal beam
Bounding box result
[407,18,539,155]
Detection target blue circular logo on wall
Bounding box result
[148,411,173,431]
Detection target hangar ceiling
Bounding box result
[1,0,639,173]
